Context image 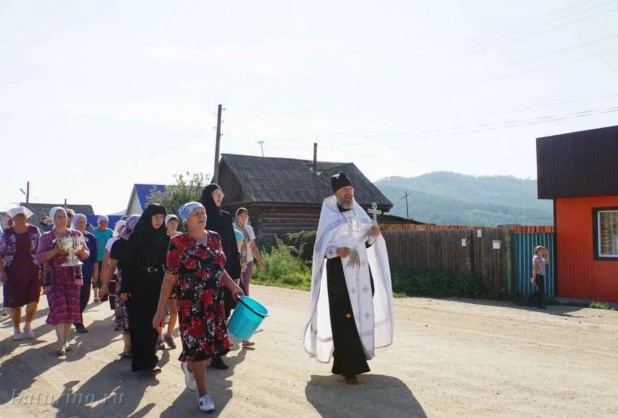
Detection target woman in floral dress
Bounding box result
[153,202,244,413]
[37,207,90,356]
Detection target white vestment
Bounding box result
[302,196,394,363]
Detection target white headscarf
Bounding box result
[165,214,179,226]
[97,215,109,224]
[113,220,126,237]
[49,207,67,225]
[7,206,34,220]
[121,215,140,240]
[71,213,87,229]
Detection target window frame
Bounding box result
[592,206,618,261]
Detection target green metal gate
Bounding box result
[514,233,555,297]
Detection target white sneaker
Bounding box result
[12,332,22,341]
[198,394,215,413]
[181,362,197,391]
[23,329,35,339]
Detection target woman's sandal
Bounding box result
[241,341,255,347]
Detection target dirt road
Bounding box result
[1,285,617,417]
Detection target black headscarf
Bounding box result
[201,183,224,231]
[133,203,166,236]
[199,183,242,314]
[126,203,169,276]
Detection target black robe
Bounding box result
[326,205,375,378]
[123,206,169,372]
[201,185,242,320]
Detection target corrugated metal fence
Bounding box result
[513,233,555,298]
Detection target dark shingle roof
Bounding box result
[19,202,95,229]
[219,154,392,209]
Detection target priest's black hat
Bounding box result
[331,172,353,193]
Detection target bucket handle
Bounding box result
[237,296,268,318]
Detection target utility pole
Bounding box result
[258,140,265,157]
[213,104,223,183]
[19,181,30,203]
[401,191,411,219]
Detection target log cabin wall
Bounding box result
[223,204,322,238]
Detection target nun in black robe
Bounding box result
[122,204,170,375]
[200,183,242,370]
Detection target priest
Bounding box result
[303,172,395,385]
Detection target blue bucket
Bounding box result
[228,296,269,340]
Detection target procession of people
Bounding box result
[1,175,396,413]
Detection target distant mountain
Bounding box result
[376,172,553,226]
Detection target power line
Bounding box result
[487,92,618,116]
[360,105,618,142]
[459,0,618,54]
[461,6,618,57]
[461,33,618,78]
[457,0,598,46]
[468,47,618,87]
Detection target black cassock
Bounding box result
[326,209,375,378]
[122,224,169,372]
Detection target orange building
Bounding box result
[537,125,618,303]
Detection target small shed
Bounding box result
[217,154,393,237]
[537,125,618,302]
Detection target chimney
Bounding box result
[313,143,318,174]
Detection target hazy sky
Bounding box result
[1,0,617,214]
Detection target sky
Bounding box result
[1,0,617,214]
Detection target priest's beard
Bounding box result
[337,195,355,210]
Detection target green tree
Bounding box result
[146,172,210,215]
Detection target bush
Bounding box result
[589,301,616,311]
[147,172,209,215]
[392,268,485,298]
[253,238,312,291]
[283,231,317,262]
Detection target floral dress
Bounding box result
[37,229,84,325]
[166,231,230,362]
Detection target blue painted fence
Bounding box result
[514,233,555,298]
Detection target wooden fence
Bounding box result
[383,228,515,294]
[381,224,554,233]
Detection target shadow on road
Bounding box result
[159,344,248,417]
[50,361,159,418]
[442,297,586,317]
[305,374,426,418]
[0,342,67,405]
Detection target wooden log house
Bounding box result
[217,153,402,237]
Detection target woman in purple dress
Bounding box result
[0,207,41,341]
[37,207,90,356]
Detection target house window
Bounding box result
[594,209,618,259]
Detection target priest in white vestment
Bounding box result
[303,172,394,385]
